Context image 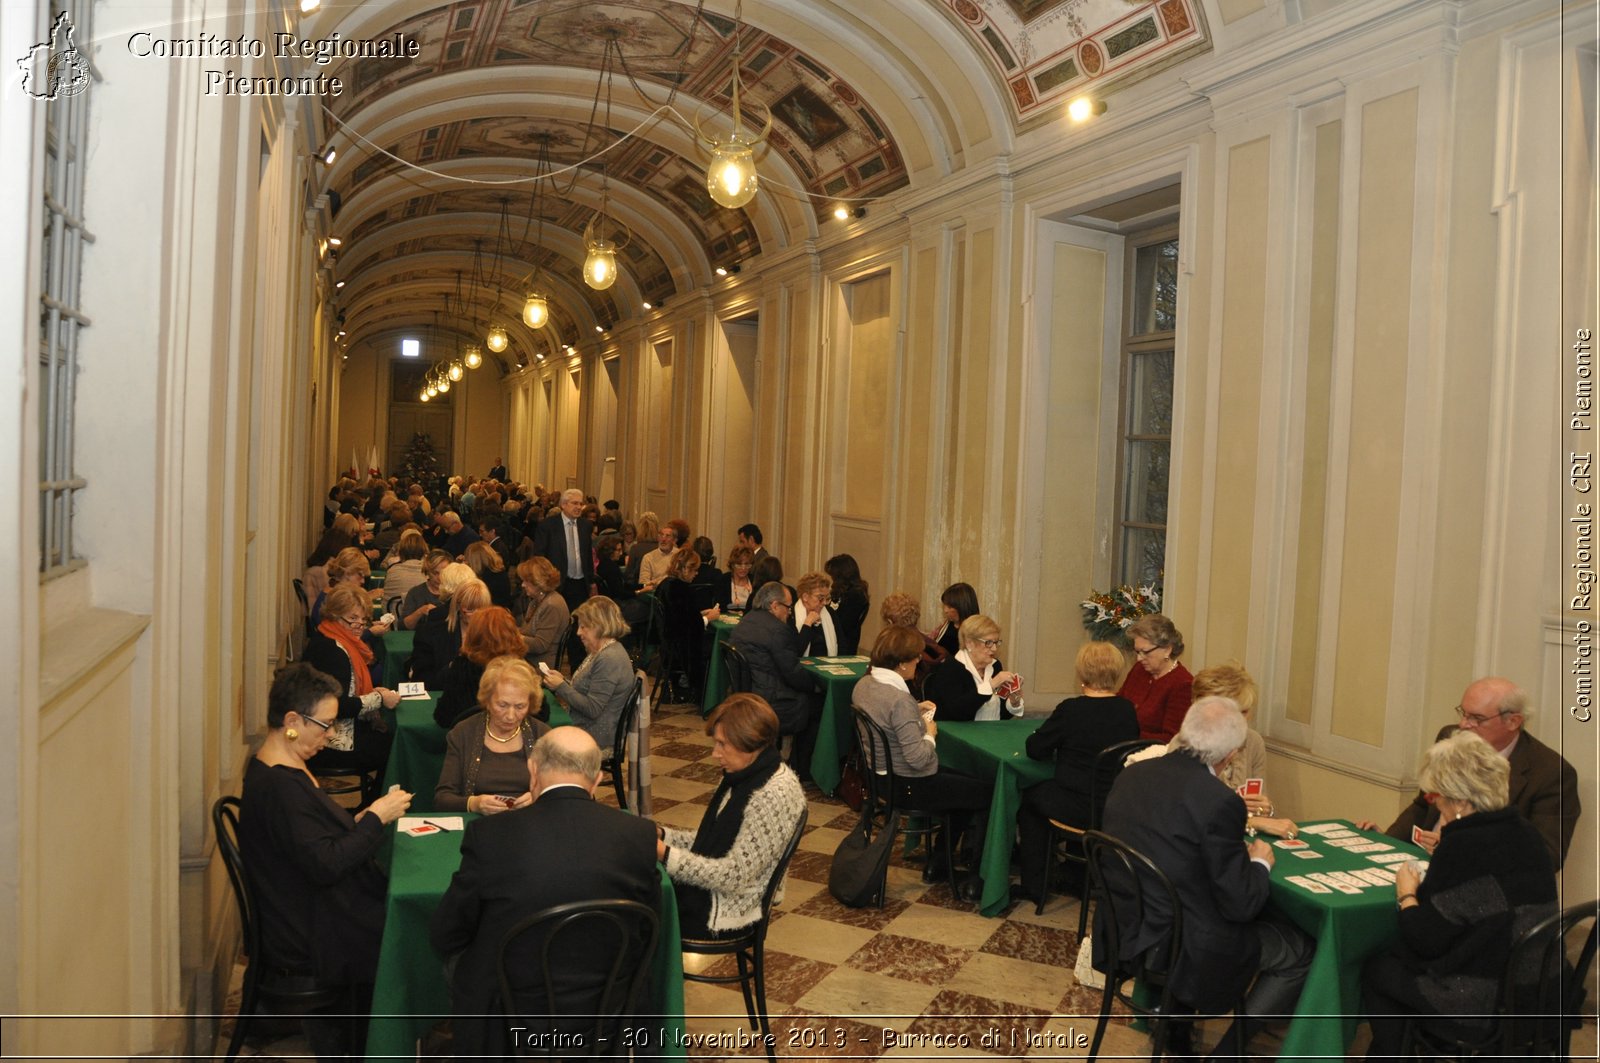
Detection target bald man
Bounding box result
[431,727,659,1057]
[1380,677,1580,869]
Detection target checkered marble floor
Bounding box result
[217,692,1599,1060]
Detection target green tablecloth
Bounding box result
[1268,819,1424,1062]
[365,821,686,1060]
[380,629,414,688]
[800,657,870,795]
[366,569,386,590]
[382,691,569,808]
[934,718,1049,916]
[699,616,743,715]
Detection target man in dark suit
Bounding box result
[533,488,595,613]
[1097,697,1312,1057]
[736,523,767,564]
[727,581,821,780]
[477,517,516,571]
[1373,676,1580,868]
[488,456,508,481]
[430,727,660,1058]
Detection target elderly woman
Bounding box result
[1362,731,1558,1057]
[399,549,452,630]
[1119,613,1194,742]
[654,694,806,938]
[310,547,379,628]
[717,545,757,612]
[304,584,400,796]
[239,665,412,1053]
[824,554,871,656]
[434,656,552,813]
[1016,641,1140,899]
[853,625,993,898]
[408,567,487,689]
[923,614,1025,722]
[792,570,837,657]
[542,596,635,747]
[434,606,535,729]
[382,531,429,605]
[304,512,362,603]
[880,591,947,697]
[624,512,659,586]
[931,582,979,656]
[462,540,513,608]
[515,556,569,670]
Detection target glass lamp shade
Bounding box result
[419,390,430,402]
[707,136,758,209]
[485,325,508,352]
[522,292,549,329]
[464,346,483,369]
[583,242,618,291]
[426,382,438,398]
[447,360,465,382]
[436,375,451,394]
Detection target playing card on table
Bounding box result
[1324,837,1367,848]
[1347,841,1393,853]
[1287,875,1332,894]
[1318,828,1358,839]
[1294,822,1344,836]
[1289,849,1323,859]
[1368,852,1413,864]
[1274,838,1309,849]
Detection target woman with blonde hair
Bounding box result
[542,596,635,747]
[434,656,551,813]
[310,547,379,628]
[303,583,400,798]
[515,556,569,670]
[924,615,1025,721]
[624,511,660,586]
[462,540,512,608]
[406,564,480,688]
[792,570,836,657]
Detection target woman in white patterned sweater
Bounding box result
[654,694,806,938]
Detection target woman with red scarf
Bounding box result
[304,583,400,800]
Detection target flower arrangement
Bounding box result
[1080,584,1162,644]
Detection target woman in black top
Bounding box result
[238,665,412,1054]
[824,553,870,655]
[931,582,978,656]
[1016,641,1139,898]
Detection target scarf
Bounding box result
[316,618,375,695]
[692,746,783,859]
[956,647,1003,721]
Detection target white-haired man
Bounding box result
[1097,696,1312,1058]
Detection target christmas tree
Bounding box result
[399,432,441,492]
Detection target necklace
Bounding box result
[486,725,519,744]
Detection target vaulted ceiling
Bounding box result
[315,0,1208,373]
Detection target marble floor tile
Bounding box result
[843,932,971,985]
[780,848,839,886]
[882,899,1003,951]
[655,801,713,830]
[651,774,717,801]
[773,875,825,909]
[666,761,728,785]
[791,966,941,1032]
[979,918,1079,968]
[763,912,878,965]
[903,988,1051,1041]
[796,824,849,855]
[945,950,1077,1012]
[696,948,835,1005]
[765,1009,888,1058]
[790,888,911,932]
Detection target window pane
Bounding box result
[1120,526,1166,587]
[1127,350,1173,435]
[1131,239,1178,334]
[1122,440,1170,525]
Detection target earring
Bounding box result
[285,728,299,740]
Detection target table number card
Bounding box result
[397,681,427,698]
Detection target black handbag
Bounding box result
[828,812,896,908]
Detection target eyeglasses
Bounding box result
[977,638,1003,648]
[772,601,792,614]
[299,714,333,733]
[1133,644,1163,658]
[1454,704,1507,726]
[342,615,368,628]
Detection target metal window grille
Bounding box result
[37,0,97,577]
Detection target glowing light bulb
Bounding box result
[522,292,548,328]
[706,135,758,209]
[583,242,617,291]
[436,375,450,394]
[464,347,483,369]
[486,325,508,352]
[448,360,464,382]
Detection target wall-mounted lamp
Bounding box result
[327,236,342,248]
[299,0,320,13]
[1066,95,1107,123]
[833,205,867,221]
[642,301,652,311]
[317,144,336,165]
[334,279,345,289]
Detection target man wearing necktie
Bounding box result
[533,488,596,664]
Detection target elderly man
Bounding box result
[532,487,596,614]
[727,581,821,780]
[1375,676,1580,869]
[1097,697,1312,1058]
[431,727,660,1058]
[437,510,478,557]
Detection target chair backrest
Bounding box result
[1087,740,1156,830]
[722,642,754,696]
[213,796,261,965]
[385,595,403,617]
[1498,898,1599,1054]
[1083,830,1185,997]
[495,898,660,1055]
[850,709,902,826]
[292,578,308,611]
[553,616,578,672]
[610,676,644,809]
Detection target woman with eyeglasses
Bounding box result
[303,583,401,799]
[239,664,413,1056]
[1117,613,1193,742]
[923,615,1025,722]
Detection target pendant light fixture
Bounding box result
[694,0,771,210]
[484,202,512,352]
[581,50,630,292]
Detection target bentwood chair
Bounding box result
[213,797,344,1062]
[851,709,955,905]
[1034,738,1156,930]
[494,899,660,1058]
[598,675,644,811]
[721,641,755,696]
[680,810,807,1063]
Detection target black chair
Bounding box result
[599,675,643,811]
[680,809,807,1063]
[1403,897,1599,1058]
[851,709,955,905]
[212,796,344,1062]
[384,594,402,618]
[1082,829,1242,1062]
[551,615,579,672]
[722,641,755,696]
[652,581,704,705]
[1034,738,1157,929]
[626,592,665,671]
[495,898,660,1058]
[292,578,313,638]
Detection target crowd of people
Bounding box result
[233,465,1583,1059]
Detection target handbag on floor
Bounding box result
[828,812,896,907]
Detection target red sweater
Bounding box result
[1118,661,1194,742]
